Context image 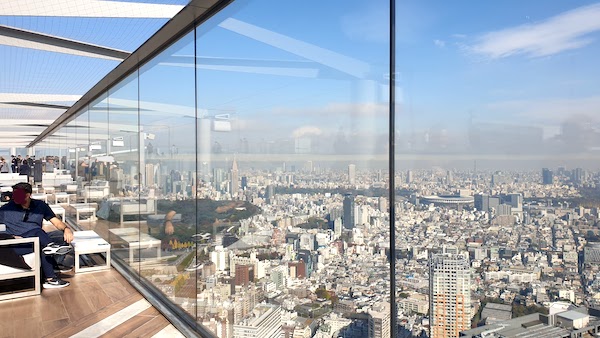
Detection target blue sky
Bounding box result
[184,0,600,156]
[393,0,600,143]
[3,0,599,159]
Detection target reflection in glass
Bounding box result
[195,1,390,336]
[138,29,198,319]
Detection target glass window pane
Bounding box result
[139,30,197,317]
[106,72,141,274]
[197,0,390,335]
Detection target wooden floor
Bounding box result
[0,269,185,338]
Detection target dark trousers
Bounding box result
[13,228,67,279]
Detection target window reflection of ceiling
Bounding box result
[0,0,189,148]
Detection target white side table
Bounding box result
[31,193,48,203]
[71,230,111,273]
[69,203,97,222]
[43,204,66,225]
[109,227,161,263]
[54,192,75,204]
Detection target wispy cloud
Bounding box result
[434,39,445,48]
[470,3,600,59]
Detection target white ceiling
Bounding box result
[0,0,189,150]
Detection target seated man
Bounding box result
[0,182,74,288]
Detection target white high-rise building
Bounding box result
[429,249,472,338]
[233,303,281,338]
[211,246,228,271]
[270,265,287,289]
[230,158,239,197]
[334,217,343,238]
[368,302,391,338]
[348,164,356,185]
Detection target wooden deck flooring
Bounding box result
[0,268,184,338]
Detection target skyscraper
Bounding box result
[265,184,275,204]
[343,194,355,229]
[572,167,584,185]
[378,197,388,213]
[406,170,413,184]
[213,167,225,191]
[429,248,472,338]
[230,158,239,197]
[145,163,155,186]
[542,168,553,185]
[474,193,489,212]
[348,164,356,185]
[508,193,523,211]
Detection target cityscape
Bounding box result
[128,158,600,338]
[2,0,599,336]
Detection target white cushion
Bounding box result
[0,253,34,274]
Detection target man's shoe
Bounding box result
[54,265,73,274]
[42,243,73,255]
[43,278,70,289]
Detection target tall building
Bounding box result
[213,167,225,191]
[542,168,553,185]
[211,245,228,271]
[474,193,489,212]
[230,158,239,197]
[297,250,313,277]
[368,302,391,338]
[233,304,281,338]
[348,164,356,185]
[378,197,387,213]
[572,167,584,185]
[270,265,287,289]
[145,163,155,186]
[406,170,413,184]
[288,261,306,279]
[265,184,275,204]
[343,194,355,229]
[429,249,472,338]
[491,172,504,186]
[235,264,254,286]
[334,217,343,238]
[508,193,523,210]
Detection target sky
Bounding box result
[3,0,600,168]
[186,0,600,163]
[393,1,600,145]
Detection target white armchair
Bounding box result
[0,236,41,300]
[113,198,157,224]
[80,180,109,202]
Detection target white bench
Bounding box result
[0,236,41,300]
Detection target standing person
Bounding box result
[19,159,31,177]
[0,182,73,288]
[90,158,98,179]
[11,155,19,173]
[0,157,9,173]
